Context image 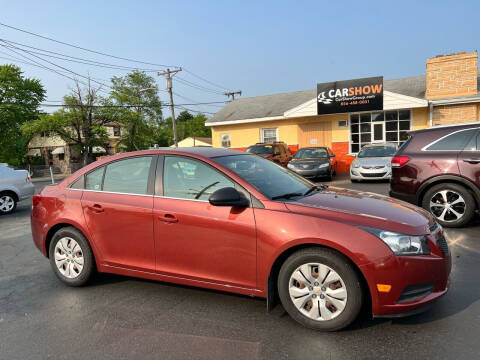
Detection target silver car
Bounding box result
[0,164,35,214]
[350,143,397,182]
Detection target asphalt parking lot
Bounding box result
[1,177,479,360]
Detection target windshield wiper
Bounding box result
[271,192,303,200]
[303,184,328,197]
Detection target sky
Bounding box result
[1,0,479,115]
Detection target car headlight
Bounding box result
[318,163,329,169]
[287,163,295,169]
[360,227,430,255]
[352,162,360,168]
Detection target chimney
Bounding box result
[426,51,478,99]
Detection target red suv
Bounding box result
[246,142,292,166]
[31,148,450,331]
[390,123,480,227]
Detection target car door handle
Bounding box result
[158,214,178,223]
[463,158,480,164]
[87,204,104,213]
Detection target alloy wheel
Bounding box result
[430,190,466,222]
[288,262,348,321]
[54,237,84,278]
[0,195,15,213]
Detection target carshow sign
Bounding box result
[317,76,383,114]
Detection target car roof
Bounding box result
[298,146,328,150]
[146,147,247,158]
[410,122,480,135]
[362,142,397,148]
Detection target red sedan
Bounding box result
[31,148,451,331]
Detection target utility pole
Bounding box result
[158,68,182,147]
[224,90,242,101]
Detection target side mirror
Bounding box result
[330,154,336,158]
[209,187,250,207]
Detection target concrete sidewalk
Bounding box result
[31,174,66,183]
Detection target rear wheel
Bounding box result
[422,183,475,227]
[49,227,94,286]
[0,192,17,215]
[278,248,363,331]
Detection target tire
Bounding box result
[422,183,475,228]
[0,192,17,215]
[278,247,363,331]
[49,226,95,286]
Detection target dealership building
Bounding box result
[206,51,480,172]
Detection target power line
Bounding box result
[0,101,224,108]
[0,22,178,69]
[175,76,226,95]
[182,68,232,91]
[0,39,162,72]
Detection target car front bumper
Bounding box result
[290,167,331,178]
[361,250,451,317]
[350,167,391,180]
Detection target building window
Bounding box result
[221,134,231,148]
[113,126,121,137]
[261,128,278,143]
[349,110,411,153]
[58,153,65,161]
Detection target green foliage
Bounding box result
[0,64,45,166]
[109,71,163,151]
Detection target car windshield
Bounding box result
[246,145,273,155]
[214,154,312,199]
[294,148,328,159]
[357,146,396,158]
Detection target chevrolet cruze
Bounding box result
[31,148,451,331]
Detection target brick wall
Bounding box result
[433,103,479,126]
[426,52,478,99]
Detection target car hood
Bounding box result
[353,157,392,167]
[285,186,434,235]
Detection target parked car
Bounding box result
[390,123,480,228]
[246,142,291,166]
[287,147,336,180]
[0,164,35,215]
[350,143,397,182]
[31,148,450,331]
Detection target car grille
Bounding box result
[360,172,387,178]
[397,282,435,303]
[299,164,313,170]
[436,236,449,256]
[362,165,385,169]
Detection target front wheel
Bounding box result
[49,226,95,286]
[422,183,475,227]
[278,248,363,331]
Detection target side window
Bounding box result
[103,156,153,195]
[85,166,105,191]
[426,129,477,151]
[464,131,480,151]
[70,176,85,189]
[163,156,234,201]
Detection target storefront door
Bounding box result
[371,122,385,143]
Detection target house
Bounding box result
[27,123,122,174]
[206,51,480,172]
[172,137,212,147]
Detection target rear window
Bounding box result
[246,145,273,155]
[425,129,477,151]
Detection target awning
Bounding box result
[92,146,106,154]
[27,148,41,156]
[51,147,65,155]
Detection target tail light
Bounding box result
[32,194,41,207]
[26,175,31,183]
[391,156,410,168]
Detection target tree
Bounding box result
[0,64,45,166]
[22,79,108,166]
[109,71,162,151]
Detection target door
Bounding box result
[371,122,385,143]
[458,129,480,188]
[154,155,257,289]
[81,156,156,272]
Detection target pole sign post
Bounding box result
[317,76,383,115]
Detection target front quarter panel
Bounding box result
[255,203,393,293]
